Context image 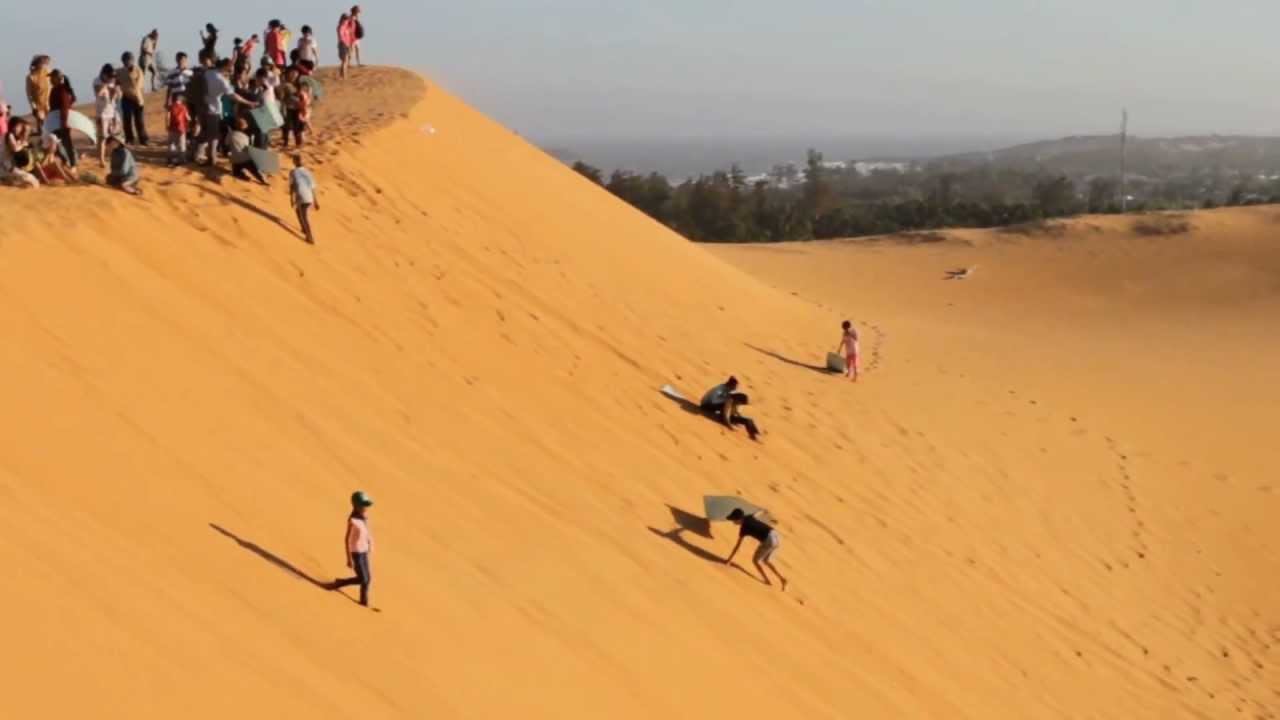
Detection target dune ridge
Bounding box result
[1,69,1277,718]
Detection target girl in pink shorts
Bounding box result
[837,320,860,382]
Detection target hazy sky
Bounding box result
[5,0,1280,143]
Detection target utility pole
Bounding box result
[1120,109,1129,213]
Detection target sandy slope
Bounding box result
[1,69,1277,718]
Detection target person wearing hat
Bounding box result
[699,375,761,441]
[725,508,787,590]
[333,491,375,607]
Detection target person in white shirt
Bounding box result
[296,25,319,70]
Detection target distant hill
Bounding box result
[935,135,1280,178]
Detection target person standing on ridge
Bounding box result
[699,376,761,441]
[725,508,787,590]
[25,55,52,136]
[296,25,319,72]
[200,23,220,59]
[47,69,77,168]
[337,12,356,79]
[350,5,365,66]
[195,58,259,168]
[139,30,160,91]
[333,491,374,607]
[117,52,149,146]
[836,320,860,382]
[289,154,319,244]
[92,64,121,167]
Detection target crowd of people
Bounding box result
[0,5,365,204]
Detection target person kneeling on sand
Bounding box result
[227,117,268,184]
[725,508,787,590]
[333,491,375,607]
[700,376,760,441]
[105,136,141,195]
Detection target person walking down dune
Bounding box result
[700,376,761,441]
[289,154,320,244]
[725,507,787,590]
[333,491,374,607]
[837,320,860,382]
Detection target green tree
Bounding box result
[571,161,604,185]
[1032,175,1078,216]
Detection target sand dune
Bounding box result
[1,69,1277,718]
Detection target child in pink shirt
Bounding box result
[333,491,374,607]
[837,320,860,382]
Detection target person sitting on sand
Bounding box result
[725,507,787,590]
[32,132,78,184]
[227,117,268,184]
[700,376,760,441]
[105,136,141,195]
[333,491,374,607]
[2,118,41,188]
[836,320,860,382]
[289,154,319,244]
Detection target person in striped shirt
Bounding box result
[164,52,193,107]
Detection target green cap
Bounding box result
[351,490,374,507]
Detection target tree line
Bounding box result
[570,150,1280,242]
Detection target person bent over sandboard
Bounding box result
[725,507,787,590]
[699,376,760,441]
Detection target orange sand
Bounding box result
[1,69,1277,718]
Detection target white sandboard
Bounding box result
[43,110,96,144]
[703,495,774,524]
[250,99,284,133]
[826,352,846,373]
[660,384,687,401]
[247,146,280,174]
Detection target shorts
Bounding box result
[200,113,221,142]
[338,44,350,61]
[753,530,780,564]
[847,353,861,370]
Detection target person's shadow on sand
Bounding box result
[647,505,767,585]
[745,343,835,375]
[209,523,361,604]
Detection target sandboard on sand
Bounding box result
[826,352,846,373]
[247,147,280,174]
[43,110,96,144]
[661,384,688,401]
[703,495,774,524]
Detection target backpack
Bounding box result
[354,20,365,40]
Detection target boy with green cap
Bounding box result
[333,491,374,607]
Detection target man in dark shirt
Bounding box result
[725,508,787,590]
[699,376,760,441]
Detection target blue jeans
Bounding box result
[337,552,371,606]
